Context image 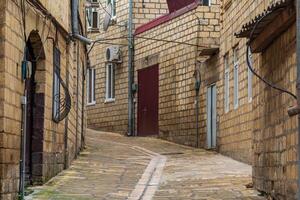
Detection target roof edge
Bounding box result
[134,1,200,36]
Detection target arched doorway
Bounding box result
[25,30,46,185]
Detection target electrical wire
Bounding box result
[246,6,297,100]
[88,34,208,53]
[98,0,111,19]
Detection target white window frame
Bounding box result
[248,51,253,102]
[105,63,115,102]
[203,0,211,6]
[233,47,239,109]
[224,55,230,113]
[86,7,99,30]
[107,0,117,19]
[87,68,96,105]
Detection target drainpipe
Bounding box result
[19,91,27,200]
[75,43,80,158]
[71,0,92,45]
[194,67,201,148]
[297,0,300,199]
[81,59,87,149]
[194,16,201,148]
[127,0,134,136]
[64,43,70,169]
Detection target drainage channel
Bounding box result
[128,146,167,200]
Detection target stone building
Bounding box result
[231,0,297,198]
[134,0,220,146]
[87,0,298,198]
[86,0,220,144]
[0,0,87,199]
[86,0,168,133]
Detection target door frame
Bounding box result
[137,64,159,136]
[206,84,217,149]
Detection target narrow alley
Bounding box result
[26,129,264,200]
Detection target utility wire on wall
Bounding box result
[88,35,209,55]
[246,6,297,100]
[88,0,203,54]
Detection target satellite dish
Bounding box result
[103,3,112,31]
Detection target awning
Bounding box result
[235,0,294,41]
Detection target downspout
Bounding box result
[81,59,87,149]
[19,91,27,200]
[194,16,201,148]
[297,0,300,199]
[71,0,92,45]
[194,67,201,148]
[64,43,70,169]
[19,47,28,200]
[75,43,80,158]
[127,0,134,136]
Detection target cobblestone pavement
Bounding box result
[26,129,265,200]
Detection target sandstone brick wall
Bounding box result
[217,0,267,164]
[220,0,298,198]
[252,24,297,199]
[86,0,167,133]
[134,1,220,146]
[0,0,86,199]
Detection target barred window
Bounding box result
[52,47,61,121]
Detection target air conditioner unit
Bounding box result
[106,45,122,63]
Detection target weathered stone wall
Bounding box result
[252,24,297,199]
[0,0,86,199]
[218,0,265,164]
[220,0,297,198]
[86,0,167,133]
[134,1,220,146]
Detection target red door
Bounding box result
[137,65,159,136]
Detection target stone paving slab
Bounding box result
[25,129,265,200]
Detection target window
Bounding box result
[202,0,211,6]
[86,7,99,29]
[248,51,253,102]
[106,63,115,101]
[53,47,61,121]
[233,47,239,109]
[224,55,230,113]
[107,0,116,18]
[87,68,96,105]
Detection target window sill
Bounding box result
[111,16,117,23]
[105,98,115,103]
[87,28,100,32]
[87,101,96,106]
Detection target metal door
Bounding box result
[207,84,217,149]
[137,65,159,136]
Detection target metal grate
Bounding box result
[52,47,71,123]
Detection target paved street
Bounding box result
[26,129,265,200]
